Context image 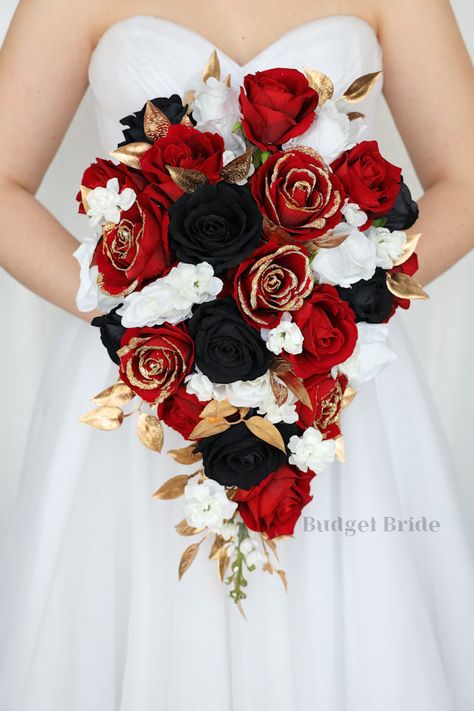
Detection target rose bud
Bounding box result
[157,384,203,440]
[234,241,314,328]
[168,182,262,273]
[234,463,314,537]
[91,307,125,365]
[331,141,401,224]
[117,325,194,404]
[140,124,224,206]
[118,94,190,147]
[93,192,171,298]
[288,285,358,378]
[239,68,318,152]
[188,296,270,384]
[296,372,348,441]
[337,268,394,323]
[252,148,345,240]
[197,419,300,489]
[384,178,419,231]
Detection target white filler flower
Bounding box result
[288,427,336,473]
[240,536,265,569]
[311,228,377,288]
[334,323,397,386]
[118,262,223,327]
[86,178,136,227]
[183,479,237,534]
[341,200,368,228]
[367,227,407,269]
[261,313,304,356]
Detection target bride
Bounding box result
[1,0,473,709]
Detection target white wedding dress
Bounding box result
[1,15,473,711]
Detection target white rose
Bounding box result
[367,227,407,269]
[283,100,366,163]
[288,427,336,473]
[73,238,120,313]
[117,262,222,327]
[341,200,368,228]
[183,479,237,534]
[261,313,304,356]
[185,371,215,402]
[311,227,377,288]
[213,373,271,408]
[335,323,397,385]
[86,178,136,227]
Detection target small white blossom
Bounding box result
[334,323,397,385]
[185,371,215,402]
[117,262,223,327]
[367,227,407,269]
[283,100,366,163]
[183,479,237,534]
[73,238,120,313]
[86,178,136,227]
[257,385,298,425]
[312,227,377,288]
[341,200,368,228]
[240,536,265,569]
[288,427,336,473]
[261,313,304,356]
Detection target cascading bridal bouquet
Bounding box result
[75,50,427,613]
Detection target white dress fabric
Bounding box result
[0,15,473,711]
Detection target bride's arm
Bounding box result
[0,0,103,321]
[378,0,474,285]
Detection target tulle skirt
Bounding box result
[0,313,473,711]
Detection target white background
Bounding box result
[0,1,473,536]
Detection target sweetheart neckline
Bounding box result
[91,13,380,71]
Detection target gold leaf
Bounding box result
[209,534,227,560]
[263,535,280,561]
[276,568,288,591]
[341,71,382,103]
[189,418,231,440]
[341,386,357,410]
[136,412,164,452]
[306,231,350,250]
[218,549,230,582]
[221,148,255,184]
[263,555,274,574]
[270,373,288,406]
[168,444,202,465]
[180,114,194,127]
[182,89,195,110]
[386,272,429,300]
[224,73,232,87]
[277,371,312,409]
[109,142,152,169]
[262,217,293,245]
[175,519,204,536]
[334,436,346,463]
[199,399,238,419]
[269,355,294,374]
[303,67,334,105]
[236,601,247,619]
[152,474,189,500]
[80,185,91,213]
[178,542,201,579]
[244,416,286,454]
[392,233,421,267]
[92,381,135,407]
[79,406,124,431]
[144,100,170,141]
[201,49,221,83]
[166,165,209,193]
[347,111,365,121]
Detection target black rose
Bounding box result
[198,418,299,489]
[384,178,419,231]
[168,183,262,273]
[91,307,125,365]
[337,268,393,323]
[188,296,270,383]
[118,95,189,146]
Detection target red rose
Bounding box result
[93,191,171,297]
[140,124,224,206]
[388,251,419,314]
[331,141,401,223]
[157,384,203,440]
[252,148,345,240]
[234,241,314,328]
[234,463,314,538]
[77,158,145,214]
[118,325,194,404]
[288,285,357,378]
[239,68,318,152]
[296,372,348,440]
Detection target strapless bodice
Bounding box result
[88,14,383,150]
